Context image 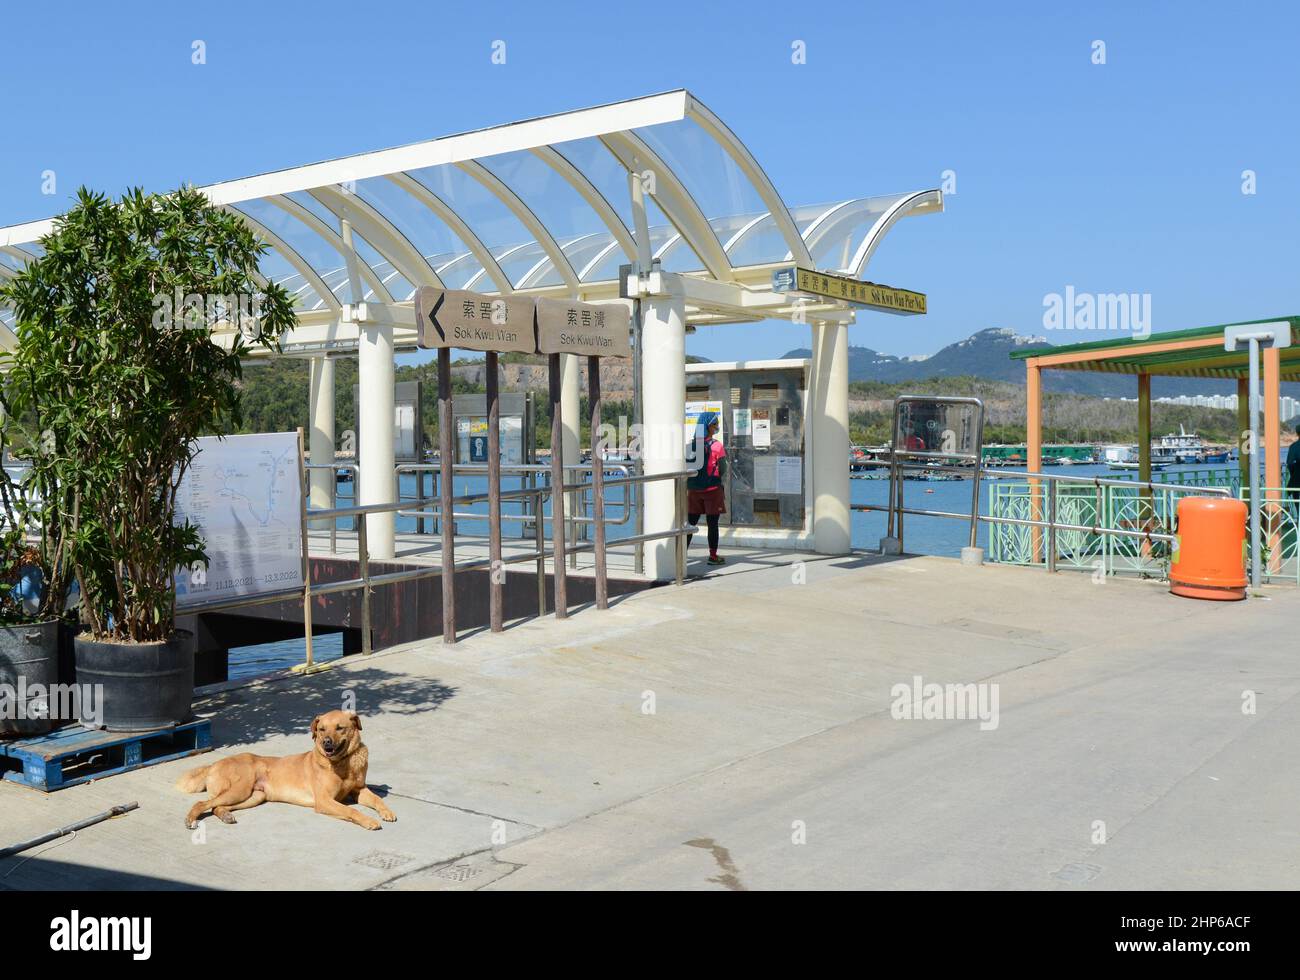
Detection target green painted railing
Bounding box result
[1238,488,1300,585]
[989,477,1299,585]
[989,481,1215,579]
[1112,464,1240,491]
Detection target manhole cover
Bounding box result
[433,863,484,882]
[352,850,416,871]
[1051,862,1102,885]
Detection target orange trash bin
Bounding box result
[1169,496,1248,600]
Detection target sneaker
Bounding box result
[707,554,726,566]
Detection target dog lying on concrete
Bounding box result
[177,710,396,831]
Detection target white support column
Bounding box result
[308,355,336,529]
[641,277,687,580]
[811,318,851,555]
[358,322,395,559]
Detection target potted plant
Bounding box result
[0,469,60,737]
[0,187,294,731]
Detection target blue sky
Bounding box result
[2,0,1296,365]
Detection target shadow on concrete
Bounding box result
[197,665,457,748]
[0,856,215,891]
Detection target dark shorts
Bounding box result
[687,486,726,515]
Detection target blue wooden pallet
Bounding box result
[0,719,211,792]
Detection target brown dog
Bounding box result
[177,710,396,831]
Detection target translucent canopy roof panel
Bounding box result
[0,91,942,340]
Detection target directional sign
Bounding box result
[535,298,632,358]
[772,266,927,316]
[413,286,536,353]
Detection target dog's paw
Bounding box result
[361,818,382,831]
[185,818,198,830]
[380,811,397,822]
[218,812,237,825]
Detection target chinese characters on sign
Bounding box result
[536,297,632,357]
[413,286,536,353]
[771,266,927,316]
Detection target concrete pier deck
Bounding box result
[3,551,1298,891]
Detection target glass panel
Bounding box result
[633,118,770,261]
[479,149,625,254]
[351,177,484,290]
[406,165,544,290]
[549,139,704,278]
[804,195,908,272]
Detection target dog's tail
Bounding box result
[175,764,211,794]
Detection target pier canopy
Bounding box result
[0,90,944,570]
[1011,316,1300,490]
[0,90,942,351]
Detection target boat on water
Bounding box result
[1152,425,1226,465]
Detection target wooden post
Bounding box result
[296,428,313,669]
[588,355,608,610]
[548,353,568,618]
[1026,360,1042,563]
[486,351,503,631]
[438,347,456,644]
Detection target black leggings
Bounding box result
[688,512,720,552]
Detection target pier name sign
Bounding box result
[414,286,536,353]
[535,298,632,358]
[772,266,927,316]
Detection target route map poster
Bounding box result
[174,432,303,607]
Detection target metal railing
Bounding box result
[292,466,694,663]
[1239,487,1300,585]
[853,457,1233,578]
[393,462,633,537]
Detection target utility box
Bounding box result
[685,359,808,535]
[352,380,424,462]
[452,392,534,465]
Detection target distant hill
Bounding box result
[783,327,1297,399]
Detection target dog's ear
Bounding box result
[310,715,321,738]
[350,712,362,732]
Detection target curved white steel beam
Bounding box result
[847,190,943,278]
[686,95,813,267]
[309,185,444,296]
[530,145,637,262]
[456,160,580,292]
[223,206,343,315]
[518,231,606,289]
[722,211,772,255]
[265,196,393,306]
[798,200,863,257]
[598,130,733,282]
[463,242,534,290]
[577,239,624,282]
[386,172,511,293]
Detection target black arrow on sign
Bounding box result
[427,291,446,344]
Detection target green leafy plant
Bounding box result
[0,186,296,642]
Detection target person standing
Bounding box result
[1287,423,1300,500]
[686,411,727,566]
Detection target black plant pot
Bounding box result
[73,630,194,732]
[0,619,60,737]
